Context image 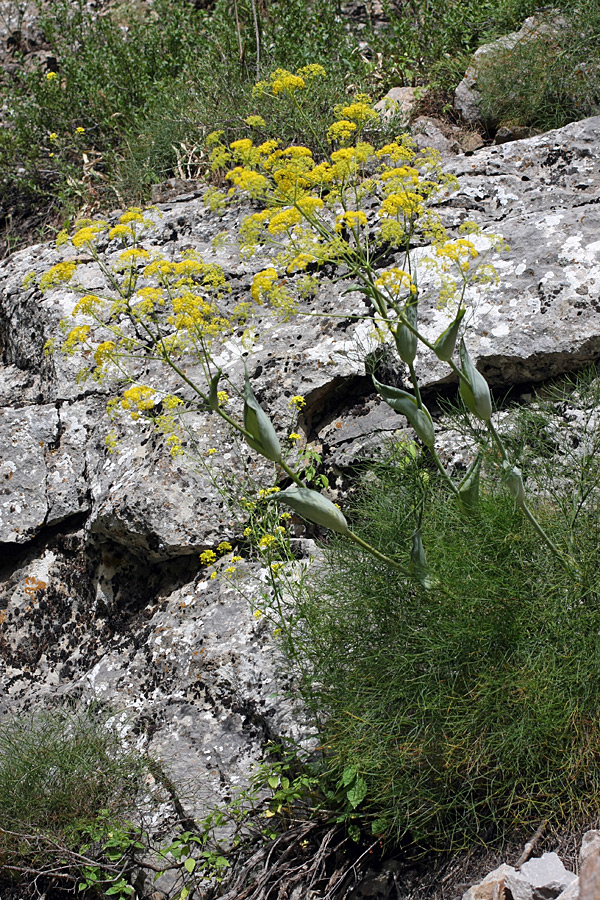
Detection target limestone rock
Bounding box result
[494,124,541,145]
[580,831,600,865]
[505,853,576,900]
[374,86,418,125]
[412,116,461,154]
[0,400,93,543]
[462,863,516,900]
[0,527,314,822]
[580,852,600,900]
[555,881,579,900]
[2,117,600,555]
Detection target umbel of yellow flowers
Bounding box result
[31,67,574,582]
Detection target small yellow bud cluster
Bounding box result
[120,385,156,420]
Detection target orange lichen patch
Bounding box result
[24,576,47,596]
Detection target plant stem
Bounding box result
[279,458,306,488]
[520,501,580,581]
[345,529,411,575]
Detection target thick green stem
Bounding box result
[487,421,580,579]
[279,458,306,489]
[345,529,411,575]
[430,450,459,496]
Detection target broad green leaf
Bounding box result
[457,452,483,516]
[276,486,350,535]
[184,858,196,874]
[208,370,222,411]
[342,765,357,787]
[433,307,465,361]
[347,776,367,809]
[459,339,492,422]
[268,774,279,790]
[243,375,282,462]
[394,299,418,365]
[503,462,526,508]
[372,376,435,447]
[410,528,434,589]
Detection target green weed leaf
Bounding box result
[208,370,222,411]
[276,486,350,535]
[503,461,526,508]
[372,376,434,447]
[346,776,367,809]
[459,339,492,422]
[243,375,282,462]
[433,307,465,361]
[457,452,483,516]
[394,299,418,365]
[409,527,434,589]
[342,765,356,786]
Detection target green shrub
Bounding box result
[0,0,373,242]
[282,376,600,848]
[374,0,542,92]
[475,1,600,131]
[0,704,147,886]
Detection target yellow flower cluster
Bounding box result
[336,98,378,126]
[335,210,368,233]
[435,238,478,273]
[71,223,105,249]
[226,166,269,198]
[62,325,90,355]
[251,268,278,303]
[120,385,156,420]
[39,261,77,292]
[200,549,217,565]
[327,120,357,145]
[253,67,308,98]
[268,207,303,235]
[288,395,306,409]
[257,486,281,499]
[375,268,417,297]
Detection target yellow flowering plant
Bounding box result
[37,72,578,583]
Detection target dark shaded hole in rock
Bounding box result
[478,347,600,390]
[302,374,374,440]
[0,511,89,578]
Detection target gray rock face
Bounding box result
[580,852,600,900]
[374,86,418,125]
[580,831,600,865]
[0,526,313,822]
[2,115,600,823]
[462,863,516,900]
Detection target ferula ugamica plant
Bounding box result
[33,65,579,584]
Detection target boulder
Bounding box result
[1,118,600,554]
[505,853,576,900]
[0,526,314,822]
[580,831,600,866]
[580,852,600,900]
[374,86,419,125]
[2,115,600,824]
[462,863,516,900]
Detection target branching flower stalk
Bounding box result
[33,67,581,585]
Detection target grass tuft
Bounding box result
[285,376,600,848]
